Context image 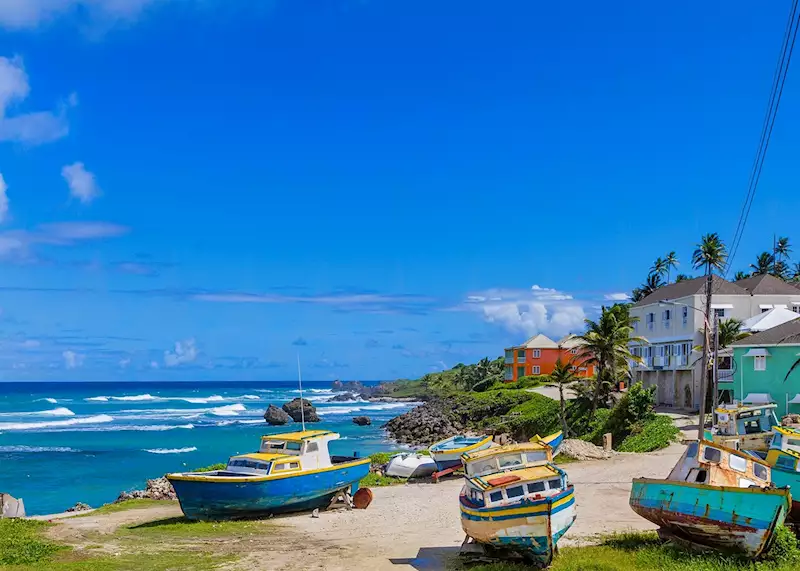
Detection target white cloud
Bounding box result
[150,360,159,369]
[62,162,101,203]
[462,284,588,338]
[604,292,630,301]
[119,357,131,368]
[164,338,198,367]
[0,221,129,260]
[0,56,71,145]
[62,350,84,369]
[0,0,163,29]
[0,173,8,223]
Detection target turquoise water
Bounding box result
[0,381,417,515]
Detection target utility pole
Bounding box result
[698,271,713,440]
[712,313,720,412]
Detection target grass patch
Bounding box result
[0,551,234,570]
[368,452,393,467]
[75,499,173,517]
[0,519,62,566]
[464,531,800,571]
[618,415,680,453]
[360,472,407,487]
[118,517,271,539]
[554,454,578,465]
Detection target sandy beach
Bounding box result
[44,441,686,571]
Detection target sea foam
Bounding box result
[143,447,198,454]
[0,414,114,431]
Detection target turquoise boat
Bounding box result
[630,440,791,558]
[459,441,576,565]
[429,435,494,471]
[167,430,370,520]
[753,425,800,522]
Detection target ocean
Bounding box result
[0,381,417,515]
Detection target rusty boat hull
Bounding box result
[630,478,791,558]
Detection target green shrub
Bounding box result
[517,375,549,388]
[192,463,226,473]
[602,382,656,444]
[0,519,62,565]
[368,452,393,467]
[618,415,679,452]
[580,407,612,443]
[501,393,561,440]
[764,525,800,563]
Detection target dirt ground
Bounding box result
[46,441,687,571]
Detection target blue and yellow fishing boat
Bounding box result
[705,402,778,452]
[750,425,800,521]
[429,434,494,471]
[459,441,576,565]
[167,430,370,520]
[630,440,791,558]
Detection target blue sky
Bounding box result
[0,0,798,381]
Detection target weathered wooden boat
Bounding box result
[385,452,437,479]
[167,430,370,520]
[532,431,563,457]
[630,439,791,557]
[459,442,575,566]
[705,402,778,452]
[429,435,494,471]
[749,425,800,521]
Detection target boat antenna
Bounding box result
[297,352,305,432]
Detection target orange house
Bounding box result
[503,334,594,382]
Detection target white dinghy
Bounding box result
[385,452,437,479]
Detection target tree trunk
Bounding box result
[698,265,713,438]
[559,383,569,436]
[589,364,604,423]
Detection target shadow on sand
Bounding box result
[389,546,462,570]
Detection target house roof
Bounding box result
[730,317,800,347]
[557,334,584,349]
[521,334,558,349]
[734,274,800,296]
[741,307,800,333]
[633,275,748,307]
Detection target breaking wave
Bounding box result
[0,407,75,418]
[0,445,79,453]
[0,414,114,431]
[143,447,198,454]
[35,398,59,404]
[209,404,247,417]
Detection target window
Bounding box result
[525,452,546,464]
[714,308,725,318]
[793,304,800,314]
[754,356,767,371]
[517,349,525,359]
[471,461,498,477]
[274,462,300,472]
[517,366,525,378]
[546,478,561,490]
[663,309,671,321]
[570,348,578,355]
[646,313,654,330]
[506,486,524,499]
[754,464,768,480]
[703,447,722,463]
[527,482,546,494]
[489,491,503,503]
[505,349,513,359]
[777,455,796,470]
[498,454,523,469]
[682,306,688,324]
[688,468,707,483]
[532,366,541,374]
[762,307,771,313]
[306,442,318,453]
[686,441,698,458]
[533,349,541,358]
[729,454,747,473]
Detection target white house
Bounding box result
[629,274,800,410]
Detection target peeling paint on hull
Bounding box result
[460,486,576,565]
[630,478,790,558]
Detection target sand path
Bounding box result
[47,442,686,570]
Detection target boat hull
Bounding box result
[430,435,494,471]
[708,432,772,452]
[168,459,370,521]
[766,467,800,522]
[460,486,576,565]
[385,454,437,479]
[630,478,790,557]
[538,431,563,457]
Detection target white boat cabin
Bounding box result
[462,442,553,479]
[463,463,567,508]
[668,440,772,489]
[712,403,778,438]
[222,430,341,476]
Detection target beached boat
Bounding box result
[630,439,791,557]
[429,435,494,471]
[167,430,370,520]
[705,402,778,452]
[750,425,800,521]
[533,431,563,457]
[385,452,437,479]
[459,442,576,565]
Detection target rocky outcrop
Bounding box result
[66,502,92,512]
[282,398,320,423]
[116,477,176,503]
[382,399,463,446]
[331,380,394,400]
[264,404,291,425]
[326,392,358,403]
[352,416,371,426]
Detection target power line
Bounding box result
[725,0,800,275]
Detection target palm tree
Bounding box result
[664,251,679,284]
[717,318,750,349]
[577,305,645,423]
[792,262,800,283]
[630,273,665,303]
[691,233,728,428]
[772,260,789,280]
[650,257,668,279]
[733,270,750,281]
[776,236,792,262]
[549,358,580,436]
[675,273,692,282]
[751,252,775,275]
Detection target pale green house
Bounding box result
[729,317,800,419]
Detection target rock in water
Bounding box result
[326,392,357,403]
[282,398,321,423]
[66,502,92,512]
[116,477,176,503]
[352,416,371,426]
[264,404,291,425]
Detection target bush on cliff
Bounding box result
[500,393,561,440]
[618,415,680,453]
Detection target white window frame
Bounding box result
[754,356,767,371]
[714,308,726,318]
[532,365,541,375]
[682,306,688,325]
[533,349,541,358]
